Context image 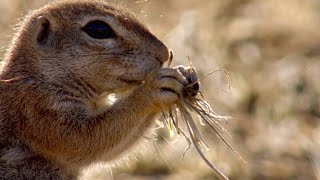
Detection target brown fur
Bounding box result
[0,0,188,179]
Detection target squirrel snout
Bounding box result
[148,35,169,64]
[154,42,169,65]
[155,46,169,65]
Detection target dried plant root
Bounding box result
[159,54,244,180]
[186,68,231,93]
[162,97,237,180]
[165,97,235,180]
[184,98,246,163]
[179,104,230,180]
[179,103,209,151]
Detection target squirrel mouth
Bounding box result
[118,78,143,85]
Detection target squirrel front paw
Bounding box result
[140,66,199,111]
[153,68,188,106]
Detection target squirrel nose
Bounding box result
[155,42,169,64]
[148,35,169,64]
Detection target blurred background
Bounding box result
[1,0,319,179]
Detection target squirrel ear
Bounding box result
[35,16,51,45]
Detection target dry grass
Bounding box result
[1,0,320,179]
[160,61,234,179]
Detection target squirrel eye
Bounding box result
[82,20,116,39]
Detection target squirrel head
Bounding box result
[4,0,169,94]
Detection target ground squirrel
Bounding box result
[0,0,192,179]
